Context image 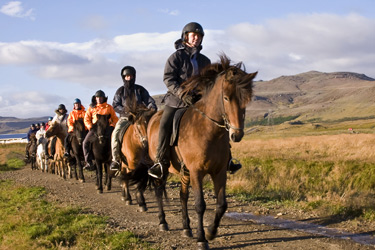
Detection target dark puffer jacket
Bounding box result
[163,39,211,108]
[112,84,157,117]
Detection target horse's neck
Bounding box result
[198,83,224,124]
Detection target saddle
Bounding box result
[117,121,131,166]
[170,108,188,146]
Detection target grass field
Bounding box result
[0,143,156,250]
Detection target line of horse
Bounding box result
[24,54,257,250]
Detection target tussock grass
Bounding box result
[229,132,375,219]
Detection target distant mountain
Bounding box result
[247,71,375,122]
[1,71,374,134]
[0,116,49,134]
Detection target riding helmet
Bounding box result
[121,66,136,78]
[95,90,106,98]
[73,98,81,104]
[48,117,53,121]
[41,122,45,126]
[181,22,205,40]
[58,104,66,110]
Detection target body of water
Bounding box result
[0,133,27,140]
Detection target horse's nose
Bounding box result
[230,129,244,142]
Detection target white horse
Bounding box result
[37,137,48,172]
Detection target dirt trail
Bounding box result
[1,167,374,250]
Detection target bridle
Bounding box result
[191,71,244,132]
[133,119,148,148]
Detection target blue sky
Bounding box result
[0,0,374,118]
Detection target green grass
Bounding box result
[0,180,156,250]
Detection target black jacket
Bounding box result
[112,84,157,117]
[163,39,211,108]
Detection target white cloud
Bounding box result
[158,8,179,16]
[0,1,35,20]
[1,13,375,118]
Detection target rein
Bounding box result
[190,74,244,132]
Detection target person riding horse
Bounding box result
[35,122,47,143]
[148,22,242,179]
[45,104,68,159]
[25,123,38,160]
[83,90,119,170]
[64,98,88,158]
[109,66,157,171]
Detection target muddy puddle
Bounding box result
[225,212,375,246]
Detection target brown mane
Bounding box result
[180,54,254,105]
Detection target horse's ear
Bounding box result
[128,114,135,124]
[248,71,258,80]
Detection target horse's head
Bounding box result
[221,66,257,142]
[95,114,111,144]
[181,54,257,143]
[73,119,87,145]
[46,121,66,138]
[131,105,157,148]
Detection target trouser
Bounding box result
[83,129,96,163]
[25,141,31,155]
[45,137,57,156]
[111,117,129,162]
[64,133,72,153]
[155,106,178,165]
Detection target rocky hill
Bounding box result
[1,71,374,134]
[247,71,375,122]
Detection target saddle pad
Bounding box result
[170,108,188,146]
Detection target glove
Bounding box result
[182,93,193,106]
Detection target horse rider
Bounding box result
[109,66,157,171]
[35,123,41,131]
[35,122,47,144]
[45,116,53,130]
[25,123,38,160]
[64,98,88,158]
[148,22,242,179]
[45,104,69,159]
[83,90,119,170]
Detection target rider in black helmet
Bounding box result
[109,66,157,171]
[148,22,243,179]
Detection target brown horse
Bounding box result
[45,121,69,179]
[148,54,257,250]
[118,106,156,211]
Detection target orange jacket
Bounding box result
[67,105,87,133]
[84,102,119,130]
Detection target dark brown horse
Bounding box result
[67,118,87,182]
[148,54,257,250]
[28,133,38,170]
[118,106,156,211]
[92,114,113,194]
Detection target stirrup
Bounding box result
[110,161,121,171]
[148,162,163,179]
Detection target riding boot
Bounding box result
[148,157,169,179]
[84,160,95,171]
[228,158,242,174]
[110,161,121,171]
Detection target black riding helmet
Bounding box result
[121,66,136,79]
[58,104,66,110]
[95,90,106,98]
[181,22,205,41]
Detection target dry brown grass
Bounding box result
[232,133,375,163]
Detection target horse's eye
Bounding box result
[224,96,229,102]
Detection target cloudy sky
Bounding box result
[0,0,374,118]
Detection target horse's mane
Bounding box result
[180,53,254,104]
[73,118,85,131]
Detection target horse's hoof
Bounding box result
[182,229,193,238]
[97,190,103,194]
[79,179,85,183]
[125,200,132,205]
[159,223,169,231]
[205,226,217,241]
[137,206,147,212]
[197,241,209,250]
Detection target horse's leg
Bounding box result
[121,173,132,205]
[135,174,148,212]
[180,174,193,237]
[105,163,112,191]
[190,172,209,250]
[154,179,168,231]
[206,170,228,241]
[77,158,85,183]
[96,161,103,194]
